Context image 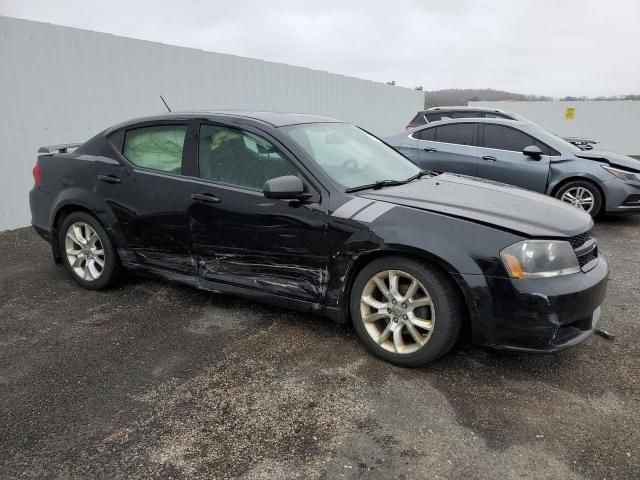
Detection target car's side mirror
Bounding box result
[263,175,311,200]
[523,145,543,160]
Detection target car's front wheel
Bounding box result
[555,180,603,217]
[58,211,121,289]
[350,256,463,367]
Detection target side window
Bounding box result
[198,125,298,190]
[123,125,187,174]
[414,127,435,141]
[451,111,481,119]
[434,124,474,146]
[483,125,536,152]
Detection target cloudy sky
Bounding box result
[1,0,639,97]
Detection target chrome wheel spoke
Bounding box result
[409,296,431,309]
[364,312,389,323]
[373,276,391,300]
[393,327,404,353]
[362,295,387,310]
[406,322,426,345]
[377,323,392,345]
[409,315,433,331]
[388,271,400,298]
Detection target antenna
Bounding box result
[160,95,172,112]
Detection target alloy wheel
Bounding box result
[64,222,105,281]
[360,270,435,354]
[560,186,595,213]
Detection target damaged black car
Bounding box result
[29,112,608,366]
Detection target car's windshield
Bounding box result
[282,123,421,189]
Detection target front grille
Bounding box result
[568,229,598,270]
[568,229,593,249]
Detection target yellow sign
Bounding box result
[565,107,575,120]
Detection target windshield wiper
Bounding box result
[345,179,408,193]
[404,170,433,182]
[344,170,434,193]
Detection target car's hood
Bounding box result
[575,150,640,172]
[358,173,592,237]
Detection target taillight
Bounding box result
[405,125,415,131]
[33,161,42,187]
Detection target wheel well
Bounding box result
[551,177,606,211]
[51,205,98,263]
[343,251,472,338]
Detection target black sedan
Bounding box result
[29,111,607,367]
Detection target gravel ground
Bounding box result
[1,218,639,479]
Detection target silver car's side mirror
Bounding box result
[523,145,543,160]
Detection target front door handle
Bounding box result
[423,147,438,153]
[98,174,121,184]
[191,193,221,203]
[482,155,497,161]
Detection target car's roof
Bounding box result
[420,106,509,114]
[108,111,343,131]
[416,117,529,128]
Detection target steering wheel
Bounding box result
[342,158,359,171]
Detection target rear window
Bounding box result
[123,125,187,174]
[408,113,427,126]
[425,113,444,123]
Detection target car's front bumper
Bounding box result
[603,177,640,213]
[460,255,608,352]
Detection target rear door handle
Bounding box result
[98,174,121,184]
[482,155,497,161]
[423,147,438,152]
[191,193,221,203]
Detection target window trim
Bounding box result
[195,121,322,200]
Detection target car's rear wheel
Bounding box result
[555,180,603,217]
[350,256,463,367]
[58,211,121,289]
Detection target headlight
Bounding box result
[601,165,640,182]
[500,240,580,279]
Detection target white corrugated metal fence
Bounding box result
[0,16,423,231]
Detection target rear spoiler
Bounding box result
[38,143,82,154]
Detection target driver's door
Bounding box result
[188,122,330,302]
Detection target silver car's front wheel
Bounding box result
[560,186,595,213]
[65,222,106,281]
[555,180,603,217]
[360,269,435,355]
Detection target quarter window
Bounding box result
[198,125,298,190]
[414,127,435,141]
[483,125,536,152]
[434,124,474,146]
[123,125,187,173]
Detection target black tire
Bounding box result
[58,211,121,290]
[554,180,603,218]
[350,256,463,367]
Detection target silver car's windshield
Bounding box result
[282,123,421,189]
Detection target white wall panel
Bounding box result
[469,100,640,156]
[0,16,423,230]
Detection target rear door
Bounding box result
[414,123,479,176]
[96,121,197,275]
[476,124,551,192]
[188,121,331,302]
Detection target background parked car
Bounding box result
[387,117,640,217]
[406,107,598,150]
